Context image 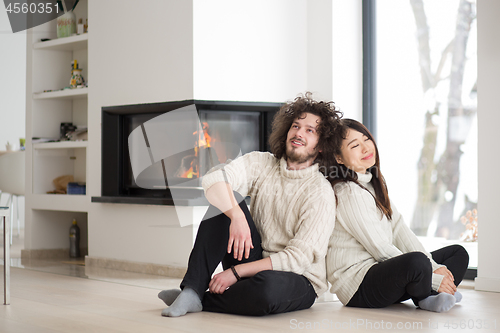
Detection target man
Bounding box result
[159,93,342,316]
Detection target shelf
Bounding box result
[33,141,88,149]
[33,88,88,100]
[34,34,88,51]
[26,0,89,254]
[30,194,89,212]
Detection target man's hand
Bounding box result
[228,215,253,260]
[435,267,457,294]
[209,268,238,294]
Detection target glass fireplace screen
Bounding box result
[126,105,260,191]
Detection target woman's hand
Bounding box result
[435,266,457,294]
[438,275,457,294]
[228,215,253,261]
[434,266,454,282]
[209,268,238,294]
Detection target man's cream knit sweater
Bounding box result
[202,151,336,296]
[327,172,445,305]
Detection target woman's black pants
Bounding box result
[180,192,317,316]
[347,245,469,308]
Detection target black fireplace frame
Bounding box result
[91,100,282,206]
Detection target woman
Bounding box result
[326,119,469,312]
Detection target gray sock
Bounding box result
[158,289,181,306]
[418,293,456,313]
[161,287,202,317]
[454,291,462,303]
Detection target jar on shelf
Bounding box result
[57,11,76,38]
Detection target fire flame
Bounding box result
[181,122,212,178]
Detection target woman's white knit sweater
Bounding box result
[202,151,336,296]
[327,172,445,305]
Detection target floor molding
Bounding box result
[21,248,89,260]
[475,277,500,293]
[85,256,187,279]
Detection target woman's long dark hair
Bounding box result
[331,119,393,220]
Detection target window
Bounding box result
[374,0,477,268]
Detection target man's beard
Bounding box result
[286,145,318,165]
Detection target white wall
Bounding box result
[331,0,362,120]
[192,0,362,110]
[193,0,308,102]
[0,5,26,227]
[307,0,363,117]
[475,0,500,292]
[307,0,333,101]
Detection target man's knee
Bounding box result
[251,271,281,301]
[248,271,315,315]
[235,272,275,315]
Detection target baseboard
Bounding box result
[21,248,89,260]
[84,256,187,279]
[475,277,500,292]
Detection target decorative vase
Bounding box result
[70,68,84,88]
[57,11,76,38]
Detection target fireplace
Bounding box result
[92,100,281,206]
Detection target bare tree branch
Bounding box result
[434,40,454,83]
[410,0,434,92]
[409,0,439,234]
[435,0,475,238]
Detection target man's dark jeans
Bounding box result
[180,192,317,316]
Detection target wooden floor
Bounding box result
[1,233,500,332]
[0,266,498,333]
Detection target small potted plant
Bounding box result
[460,209,478,242]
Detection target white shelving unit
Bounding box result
[33,33,88,51]
[33,87,88,100]
[24,0,89,257]
[33,141,88,149]
[30,194,89,212]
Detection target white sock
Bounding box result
[454,291,462,303]
[161,287,202,317]
[418,293,456,313]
